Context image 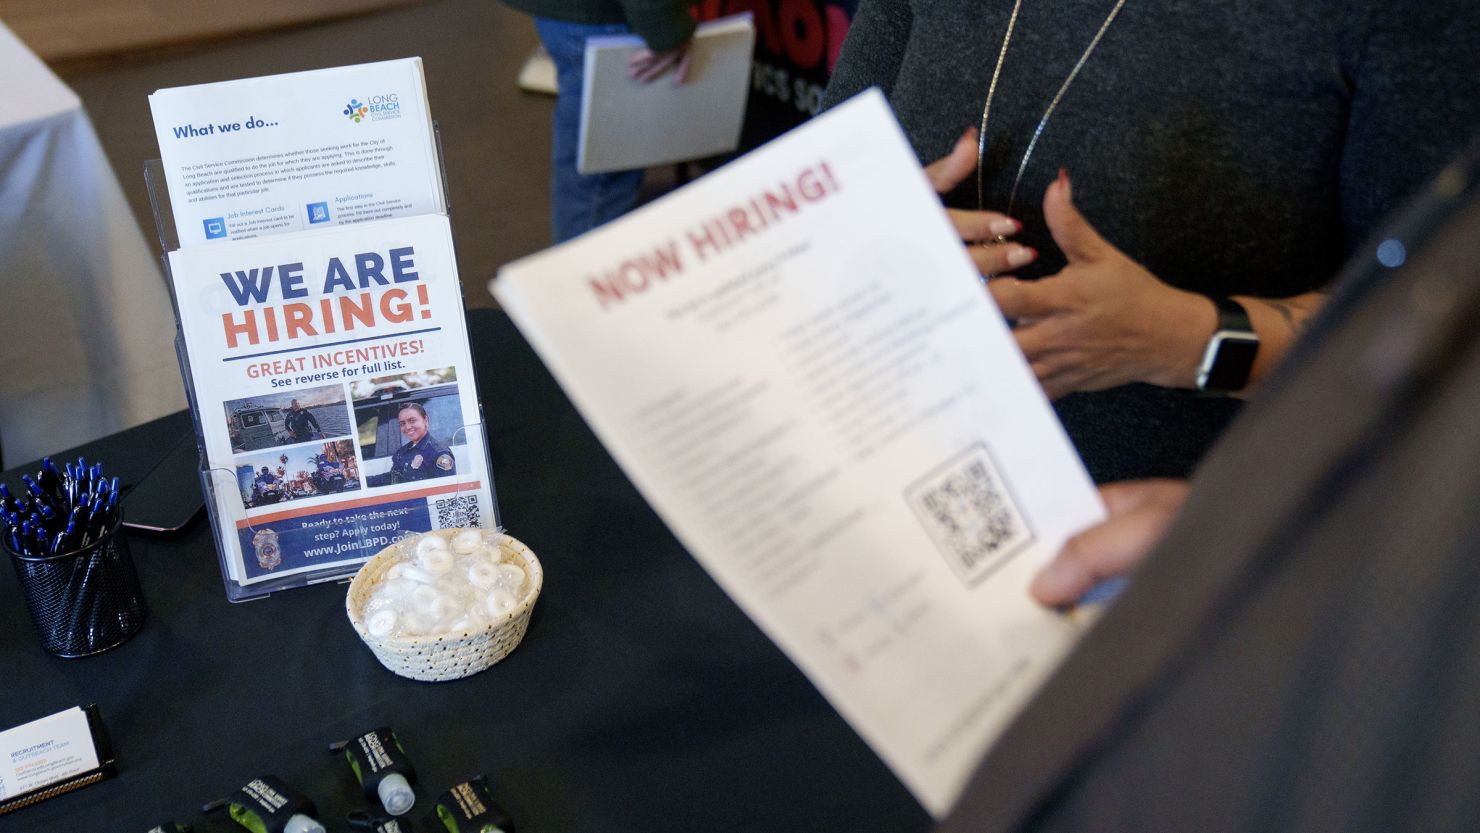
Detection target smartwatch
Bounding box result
[1196,297,1259,394]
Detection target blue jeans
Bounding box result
[535,18,646,244]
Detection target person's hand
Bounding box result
[923,128,1037,277]
[1030,479,1189,608]
[628,37,694,84]
[989,170,1215,399]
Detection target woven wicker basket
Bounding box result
[345,532,543,682]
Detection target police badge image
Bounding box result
[251,528,283,570]
[905,442,1035,586]
[351,367,468,488]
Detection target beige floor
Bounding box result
[42,0,562,310]
[2,0,421,63]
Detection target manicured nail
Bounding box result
[990,218,1020,236]
[1032,561,1082,603]
[1006,246,1037,268]
[1059,168,1072,201]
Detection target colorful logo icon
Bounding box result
[203,217,227,239]
[306,202,330,224]
[343,99,369,122]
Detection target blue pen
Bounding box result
[21,474,45,501]
[51,518,77,555]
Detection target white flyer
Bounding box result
[493,90,1105,816]
[168,213,495,589]
[0,707,99,800]
[150,58,444,248]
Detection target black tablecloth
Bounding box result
[0,308,930,833]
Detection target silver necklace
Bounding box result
[975,0,1130,221]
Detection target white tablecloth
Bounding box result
[0,21,185,466]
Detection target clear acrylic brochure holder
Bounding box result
[144,124,501,602]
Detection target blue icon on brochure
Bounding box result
[203,217,227,239]
[307,202,331,224]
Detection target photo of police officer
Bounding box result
[366,402,456,487]
[352,367,466,488]
[224,384,349,453]
[284,399,322,443]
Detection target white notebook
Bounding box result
[577,13,755,174]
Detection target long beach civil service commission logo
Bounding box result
[342,92,402,123]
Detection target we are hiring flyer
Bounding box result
[169,214,494,589]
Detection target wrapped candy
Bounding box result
[362,529,519,639]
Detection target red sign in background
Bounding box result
[692,0,858,151]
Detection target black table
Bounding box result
[0,309,930,833]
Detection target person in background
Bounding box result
[824,0,1480,483]
[500,0,696,243]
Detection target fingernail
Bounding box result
[1059,168,1072,201]
[1006,246,1037,268]
[990,218,1020,236]
[1032,561,1082,603]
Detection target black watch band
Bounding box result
[1196,297,1259,394]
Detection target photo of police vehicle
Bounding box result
[228,402,291,452]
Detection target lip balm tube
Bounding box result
[434,775,514,833]
[204,776,325,833]
[336,727,418,816]
[143,824,193,833]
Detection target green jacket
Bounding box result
[503,0,695,53]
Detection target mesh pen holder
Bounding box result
[5,516,148,657]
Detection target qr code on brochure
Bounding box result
[434,494,481,529]
[905,443,1034,585]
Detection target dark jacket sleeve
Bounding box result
[618,0,696,53]
[1338,0,1480,255]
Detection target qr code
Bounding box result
[434,494,481,529]
[905,443,1034,585]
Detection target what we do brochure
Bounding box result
[149,58,444,248]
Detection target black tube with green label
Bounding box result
[204,775,326,833]
[434,776,514,833]
[338,727,418,816]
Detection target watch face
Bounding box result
[1200,333,1259,392]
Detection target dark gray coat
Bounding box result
[942,141,1480,833]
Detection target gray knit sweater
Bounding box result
[824,0,1480,482]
